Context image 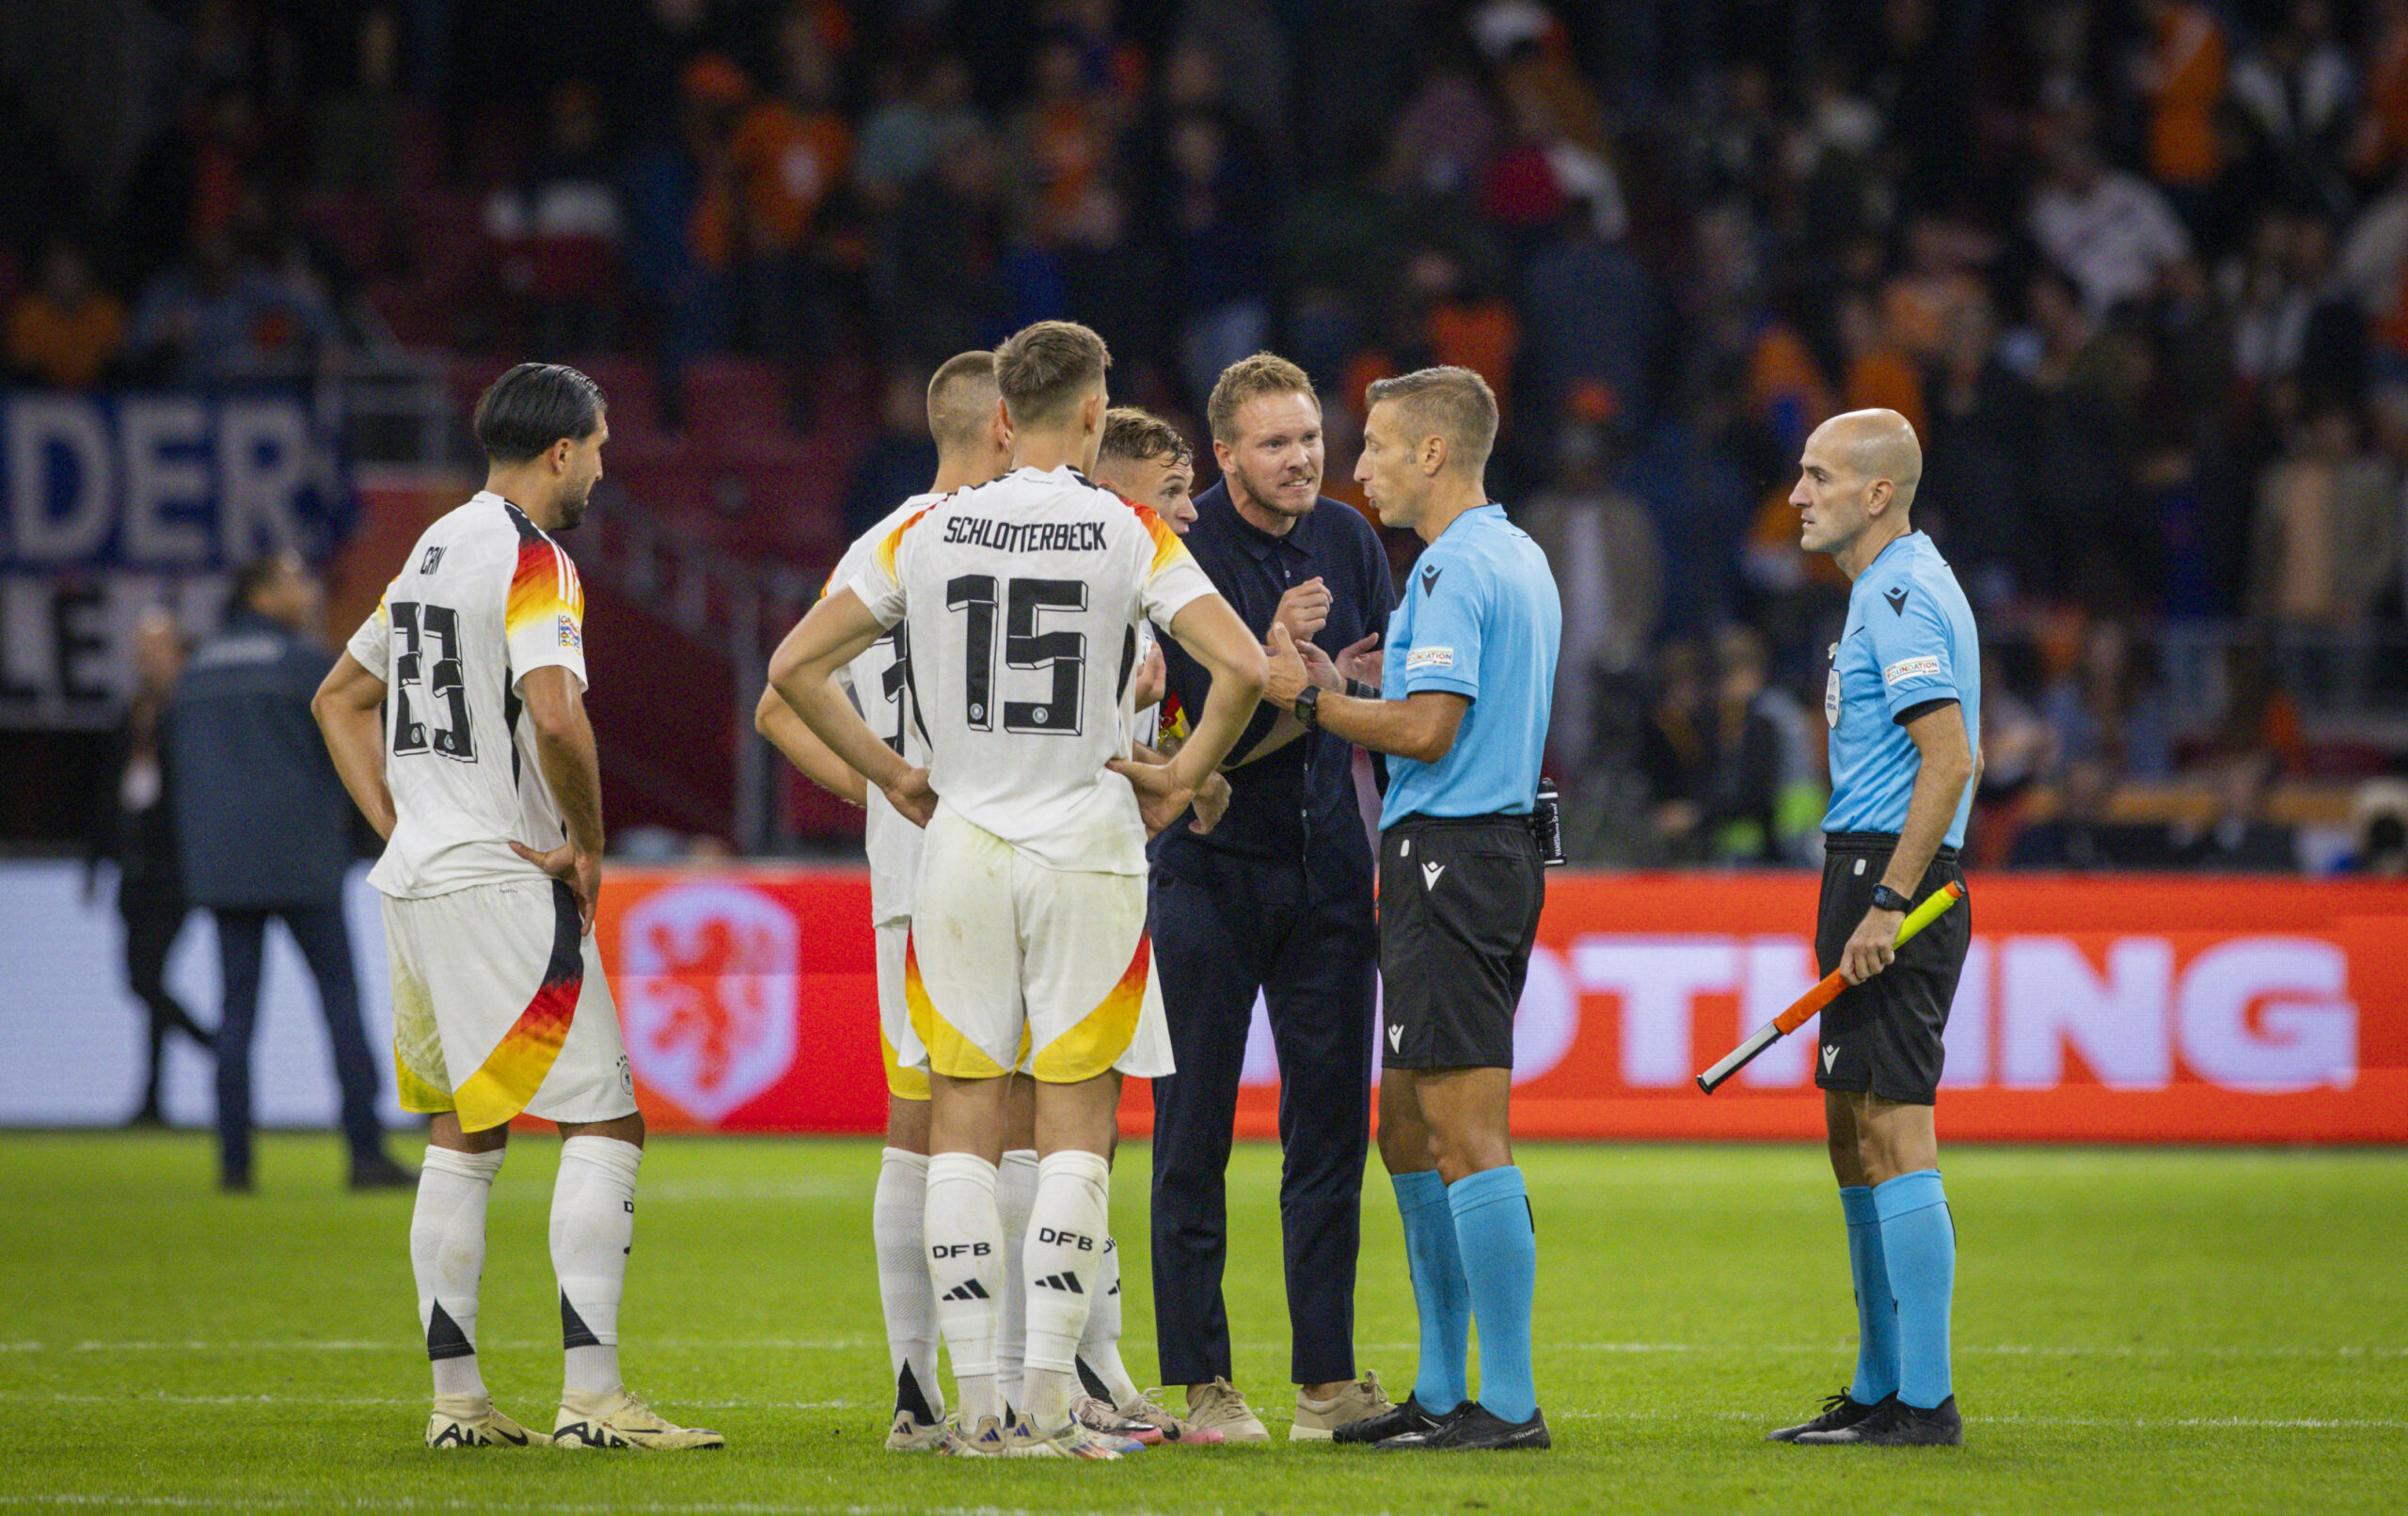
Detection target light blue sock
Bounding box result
[1840,1186,1898,1403]
[1874,1169,1955,1410]
[1391,1170,1469,1412]
[1448,1165,1537,1423]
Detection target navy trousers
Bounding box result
[212,905,385,1185]
[1148,863,1377,1388]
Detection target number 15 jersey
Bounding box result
[347,491,590,899]
[848,464,1215,876]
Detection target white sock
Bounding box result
[551,1135,641,1400]
[993,1147,1039,1417]
[413,1145,503,1401]
[1020,1149,1111,1428]
[873,1147,944,1425]
[1077,1235,1145,1411]
[925,1152,1004,1425]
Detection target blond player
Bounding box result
[752,351,1013,1450]
[767,322,1266,1460]
[312,363,721,1453]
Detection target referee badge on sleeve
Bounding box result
[1824,643,1841,726]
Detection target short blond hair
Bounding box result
[1206,352,1315,443]
[993,320,1111,427]
[1099,407,1193,470]
[926,351,999,452]
[1365,365,1499,475]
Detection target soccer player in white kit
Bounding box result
[766,322,1267,1460]
[753,351,1013,1450]
[312,363,721,1453]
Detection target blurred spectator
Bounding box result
[2042,619,2175,780]
[1521,201,1657,440]
[168,554,408,1193]
[1972,642,2057,868]
[2228,0,2359,217]
[1516,420,1662,778]
[1639,637,1713,859]
[874,128,1007,362]
[2339,777,2408,873]
[1162,109,1272,404]
[2172,750,2298,871]
[1009,35,1112,241]
[487,82,625,353]
[845,366,939,541]
[2249,405,2400,635]
[1380,56,1500,199]
[2030,121,2192,315]
[1702,624,1816,865]
[853,54,983,213]
[1922,295,2037,599]
[1835,287,1926,439]
[7,240,126,390]
[309,6,406,199]
[2008,759,2132,869]
[86,608,211,1127]
[130,233,336,385]
[2132,0,2228,216]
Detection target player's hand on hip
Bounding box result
[1274,576,1331,641]
[510,839,601,935]
[1841,906,1904,985]
[1189,771,1232,834]
[1336,631,1381,687]
[1262,623,1310,705]
[1107,754,1194,837]
[883,767,938,829]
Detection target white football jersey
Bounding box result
[826,492,940,925]
[848,464,1216,875]
[347,491,590,898]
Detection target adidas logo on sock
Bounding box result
[941,1280,991,1303]
[1033,1272,1085,1294]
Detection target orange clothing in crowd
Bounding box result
[8,290,126,389]
[1880,269,1984,362]
[697,103,852,267]
[1747,323,1833,444]
[1430,299,1520,404]
[1843,348,1928,439]
[1022,100,1101,232]
[2142,2,2226,186]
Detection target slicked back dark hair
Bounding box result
[472,363,607,466]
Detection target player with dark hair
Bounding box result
[313,362,721,1452]
[1769,407,1980,1448]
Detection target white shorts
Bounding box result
[382,877,637,1132]
[875,918,930,1102]
[907,805,1173,1084]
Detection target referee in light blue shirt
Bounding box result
[1260,367,1560,1452]
[1770,409,1981,1450]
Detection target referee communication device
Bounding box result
[1694,880,1965,1094]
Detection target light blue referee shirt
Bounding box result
[1380,504,1562,829]
[1823,530,1982,847]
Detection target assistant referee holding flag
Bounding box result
[1259,367,1560,1452]
[1772,408,1980,1449]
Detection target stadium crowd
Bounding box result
[11,0,2408,872]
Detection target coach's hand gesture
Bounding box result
[1274,576,1331,642]
[1840,905,1904,985]
[511,838,601,935]
[883,767,937,829]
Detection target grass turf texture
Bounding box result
[1,1135,2402,1514]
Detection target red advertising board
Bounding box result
[594,869,2408,1144]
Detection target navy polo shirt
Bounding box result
[1153,481,1397,905]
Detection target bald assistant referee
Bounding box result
[1771,409,1981,1449]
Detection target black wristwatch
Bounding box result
[1870,884,1912,914]
[1293,685,1321,727]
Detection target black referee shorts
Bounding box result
[1814,831,1971,1106]
[1378,813,1545,1071]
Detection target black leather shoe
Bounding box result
[1334,1395,1460,1445]
[1797,1394,1962,1446]
[349,1153,419,1191]
[1769,1388,1891,1442]
[1377,1402,1549,1451]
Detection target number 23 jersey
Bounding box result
[347,491,590,898]
[848,464,1215,875]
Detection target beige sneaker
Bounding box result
[1183,1377,1269,1444]
[1291,1370,1396,1442]
[553,1388,725,1450]
[885,1409,947,1451]
[1004,1416,1127,1460]
[935,1413,1009,1457]
[1115,1389,1227,1445]
[426,1395,549,1448]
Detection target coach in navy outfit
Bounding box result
[1149,355,1397,1438]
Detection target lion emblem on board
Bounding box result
[619,881,799,1122]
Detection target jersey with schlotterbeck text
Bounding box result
[347,492,590,898]
[847,464,1215,875]
[824,492,940,924]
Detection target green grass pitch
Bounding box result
[2,1132,2402,1514]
